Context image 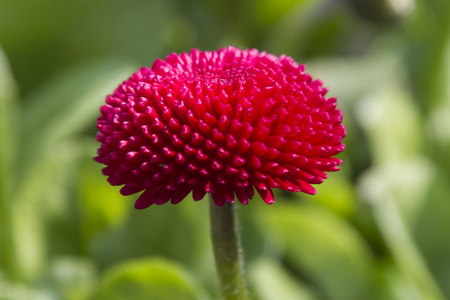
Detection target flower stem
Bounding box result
[209,198,249,300]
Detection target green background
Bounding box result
[1,0,450,299]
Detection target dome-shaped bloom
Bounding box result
[94,46,346,208]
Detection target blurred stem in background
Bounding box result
[0,48,20,281]
[0,147,19,283]
[209,199,249,300]
[373,197,445,300]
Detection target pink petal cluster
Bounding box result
[94,46,346,208]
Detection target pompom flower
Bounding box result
[94,46,346,208]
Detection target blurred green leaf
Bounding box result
[359,158,435,226]
[0,278,51,300]
[16,57,138,209]
[47,256,97,300]
[352,42,446,298]
[427,98,450,166]
[307,51,401,106]
[304,172,356,218]
[8,140,86,281]
[95,257,208,300]
[249,258,318,300]
[425,34,450,168]
[0,0,169,93]
[375,262,425,300]
[411,168,450,298]
[77,146,130,247]
[89,198,212,278]
[355,84,424,164]
[405,0,450,111]
[360,158,445,300]
[355,72,435,224]
[8,58,137,281]
[261,202,374,300]
[368,193,445,300]
[22,57,137,158]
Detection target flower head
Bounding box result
[94,46,346,208]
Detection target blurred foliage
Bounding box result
[1,0,450,299]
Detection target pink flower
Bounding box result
[94,46,346,208]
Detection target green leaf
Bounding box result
[261,202,373,300]
[95,258,208,300]
[249,258,318,300]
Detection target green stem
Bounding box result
[209,198,249,300]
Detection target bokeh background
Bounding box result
[1,0,450,299]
